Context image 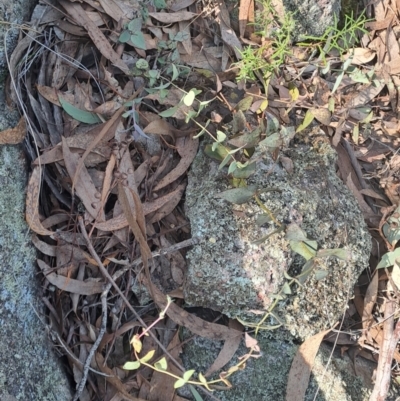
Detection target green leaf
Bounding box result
[282,282,292,294]
[296,110,314,133]
[174,378,186,389]
[314,269,328,280]
[128,18,142,32]
[216,130,227,142]
[204,143,229,161]
[258,132,282,149]
[198,373,207,384]
[154,357,168,371]
[265,112,280,135]
[352,124,359,144]
[296,258,315,284]
[58,96,101,124]
[255,214,271,226]
[331,70,345,94]
[136,59,149,70]
[189,385,204,401]
[183,370,196,381]
[171,64,179,81]
[215,185,257,204]
[290,240,317,260]
[228,161,238,174]
[159,105,180,118]
[183,90,196,106]
[119,30,131,43]
[235,96,253,111]
[383,221,400,247]
[140,350,155,363]
[174,31,190,42]
[131,32,146,50]
[232,161,256,179]
[154,0,167,9]
[218,154,231,170]
[285,223,308,242]
[317,248,351,260]
[377,248,400,269]
[123,361,141,370]
[228,127,261,148]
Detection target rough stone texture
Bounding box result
[0,1,72,400]
[185,134,371,340]
[0,0,37,73]
[180,332,381,401]
[0,144,72,401]
[282,0,341,39]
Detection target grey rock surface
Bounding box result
[185,135,371,339]
[0,1,72,400]
[180,332,378,401]
[283,0,341,39]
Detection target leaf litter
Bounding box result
[5,0,400,398]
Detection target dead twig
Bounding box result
[78,217,220,401]
[369,298,400,401]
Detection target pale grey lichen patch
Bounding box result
[185,135,371,340]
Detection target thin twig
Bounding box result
[72,281,110,401]
[78,218,220,401]
[369,298,400,401]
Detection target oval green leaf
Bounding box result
[58,96,101,124]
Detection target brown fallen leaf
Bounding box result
[148,11,197,23]
[204,319,243,377]
[94,185,186,231]
[37,259,104,295]
[311,108,331,125]
[286,328,331,401]
[214,0,242,59]
[362,271,379,334]
[149,184,186,223]
[59,1,129,72]
[0,117,26,144]
[154,136,199,191]
[62,137,104,221]
[94,353,145,401]
[141,275,241,341]
[26,166,54,236]
[343,48,376,65]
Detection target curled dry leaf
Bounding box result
[154,136,199,191]
[37,259,104,295]
[286,329,331,401]
[343,48,376,65]
[62,137,104,221]
[26,166,54,236]
[148,11,197,23]
[310,108,331,125]
[0,117,26,144]
[141,275,242,341]
[59,0,129,72]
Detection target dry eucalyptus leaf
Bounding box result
[310,108,331,125]
[148,11,197,23]
[26,166,54,236]
[0,117,26,144]
[343,48,376,65]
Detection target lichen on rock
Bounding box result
[184,131,371,339]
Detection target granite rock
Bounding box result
[0,0,72,400]
[184,132,371,339]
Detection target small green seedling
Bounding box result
[123,296,261,391]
